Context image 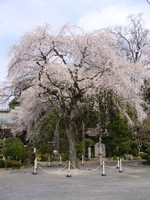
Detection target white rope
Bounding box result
[37,159,103,175]
[38,165,58,174]
[105,163,118,169]
[60,163,69,170]
[37,162,68,174]
[70,163,102,173]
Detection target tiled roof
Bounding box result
[0,110,18,129]
[86,128,99,136]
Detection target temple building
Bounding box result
[0,109,23,139]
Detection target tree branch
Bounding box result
[146,0,150,4]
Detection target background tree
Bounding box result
[110,13,150,63]
[109,14,150,155]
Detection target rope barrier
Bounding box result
[37,162,69,174]
[34,158,124,176]
[70,162,102,173]
[39,160,102,174]
[38,164,58,174]
[105,163,118,169]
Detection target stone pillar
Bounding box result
[88,147,91,160]
[54,128,59,149]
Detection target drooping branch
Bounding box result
[146,0,150,4]
[110,14,149,63]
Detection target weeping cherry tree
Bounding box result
[5,24,148,166]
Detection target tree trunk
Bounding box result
[67,129,77,167]
[65,117,77,167]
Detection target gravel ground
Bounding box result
[0,160,150,200]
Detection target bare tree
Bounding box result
[110,14,150,63]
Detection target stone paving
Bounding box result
[0,160,150,200]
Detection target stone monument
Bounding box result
[95,136,106,158]
[88,147,91,160]
[54,127,59,149]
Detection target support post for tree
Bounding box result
[81,155,84,165]
[33,157,37,175]
[117,157,120,169]
[66,161,71,177]
[119,159,123,173]
[101,160,106,176]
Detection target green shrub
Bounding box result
[36,147,52,161]
[140,152,148,160]
[6,146,25,161]
[35,149,42,161]
[24,158,33,166]
[61,153,69,161]
[143,156,150,165]
[41,153,50,161]
[145,143,150,155]
[3,137,25,161]
[5,137,24,148]
[133,156,141,160]
[76,142,84,158]
[84,139,95,158]
[38,144,53,154]
[85,139,95,148]
[0,160,5,168]
[113,155,117,160]
[5,160,22,168]
[35,144,54,161]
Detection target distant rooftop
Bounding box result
[0,109,18,129]
[86,128,99,137]
[0,109,11,113]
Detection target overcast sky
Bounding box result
[0,0,150,83]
